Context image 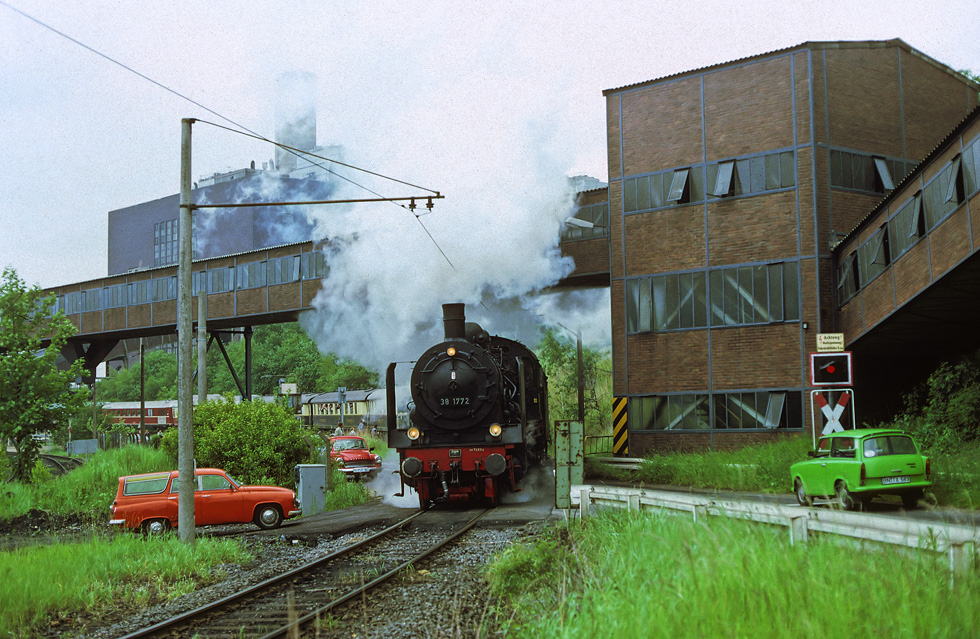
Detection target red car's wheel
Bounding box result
[253,505,283,529]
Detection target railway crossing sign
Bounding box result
[809,389,856,446]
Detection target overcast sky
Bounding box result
[2,0,978,293]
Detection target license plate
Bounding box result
[881,476,910,485]
[350,467,372,473]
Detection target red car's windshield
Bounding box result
[333,439,367,451]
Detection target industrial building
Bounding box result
[601,40,979,454]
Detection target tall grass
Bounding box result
[486,511,980,639]
[587,436,812,493]
[0,535,250,638]
[1,446,172,521]
[928,441,980,508]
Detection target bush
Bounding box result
[161,398,311,488]
[900,359,980,453]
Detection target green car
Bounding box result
[790,429,931,510]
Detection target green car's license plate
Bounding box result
[881,476,911,485]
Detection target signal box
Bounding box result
[810,352,853,386]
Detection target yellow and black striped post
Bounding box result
[612,397,628,456]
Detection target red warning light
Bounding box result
[810,352,852,386]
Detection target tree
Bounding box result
[0,268,87,481]
[97,323,378,400]
[160,397,311,486]
[535,328,613,435]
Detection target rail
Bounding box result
[583,435,614,456]
[570,484,979,581]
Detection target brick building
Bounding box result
[602,40,979,454]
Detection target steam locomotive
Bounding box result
[386,303,549,509]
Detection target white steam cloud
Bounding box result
[297,88,605,372]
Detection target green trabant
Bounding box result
[790,429,931,510]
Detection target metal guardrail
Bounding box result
[570,484,979,580]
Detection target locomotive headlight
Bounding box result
[489,423,502,438]
[446,346,457,357]
[408,427,422,441]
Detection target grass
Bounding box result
[586,435,813,494]
[928,441,980,508]
[0,534,251,638]
[486,510,980,639]
[1,446,172,521]
[585,435,980,509]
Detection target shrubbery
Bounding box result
[160,398,311,487]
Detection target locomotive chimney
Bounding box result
[443,303,466,340]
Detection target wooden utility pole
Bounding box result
[177,118,196,543]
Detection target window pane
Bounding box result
[784,262,800,320]
[852,154,866,190]
[638,278,652,332]
[650,173,664,208]
[764,392,786,428]
[624,178,637,213]
[750,156,765,192]
[650,396,665,430]
[689,166,704,202]
[667,170,689,203]
[738,266,754,323]
[636,175,651,211]
[664,274,680,329]
[874,157,895,191]
[709,269,724,326]
[830,150,842,187]
[768,263,784,321]
[723,268,738,325]
[765,153,780,190]
[710,162,734,197]
[678,272,694,328]
[626,279,638,333]
[841,152,853,188]
[780,151,795,188]
[652,276,666,331]
[693,272,707,327]
[735,160,750,195]
[713,394,728,429]
[753,266,768,322]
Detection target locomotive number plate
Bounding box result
[449,449,462,458]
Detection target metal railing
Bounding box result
[570,484,979,582]
[583,435,614,456]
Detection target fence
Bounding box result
[570,484,979,582]
[583,435,613,456]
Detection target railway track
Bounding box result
[117,508,491,639]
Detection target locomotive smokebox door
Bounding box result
[554,420,583,509]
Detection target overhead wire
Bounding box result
[0,0,457,271]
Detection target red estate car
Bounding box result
[109,468,301,534]
[330,436,383,480]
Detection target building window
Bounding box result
[103,284,127,309]
[237,261,267,290]
[838,252,859,302]
[923,157,964,230]
[624,166,704,213]
[192,271,207,296]
[151,276,177,302]
[830,149,910,194]
[858,224,890,285]
[628,390,802,431]
[82,290,101,312]
[208,268,234,294]
[962,138,980,197]
[153,219,178,267]
[887,192,924,263]
[63,291,83,315]
[627,262,800,333]
[706,151,795,199]
[708,262,800,327]
[626,271,707,332]
[128,281,150,305]
[268,255,301,284]
[301,251,328,279]
[562,203,609,240]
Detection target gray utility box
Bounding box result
[294,464,328,516]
